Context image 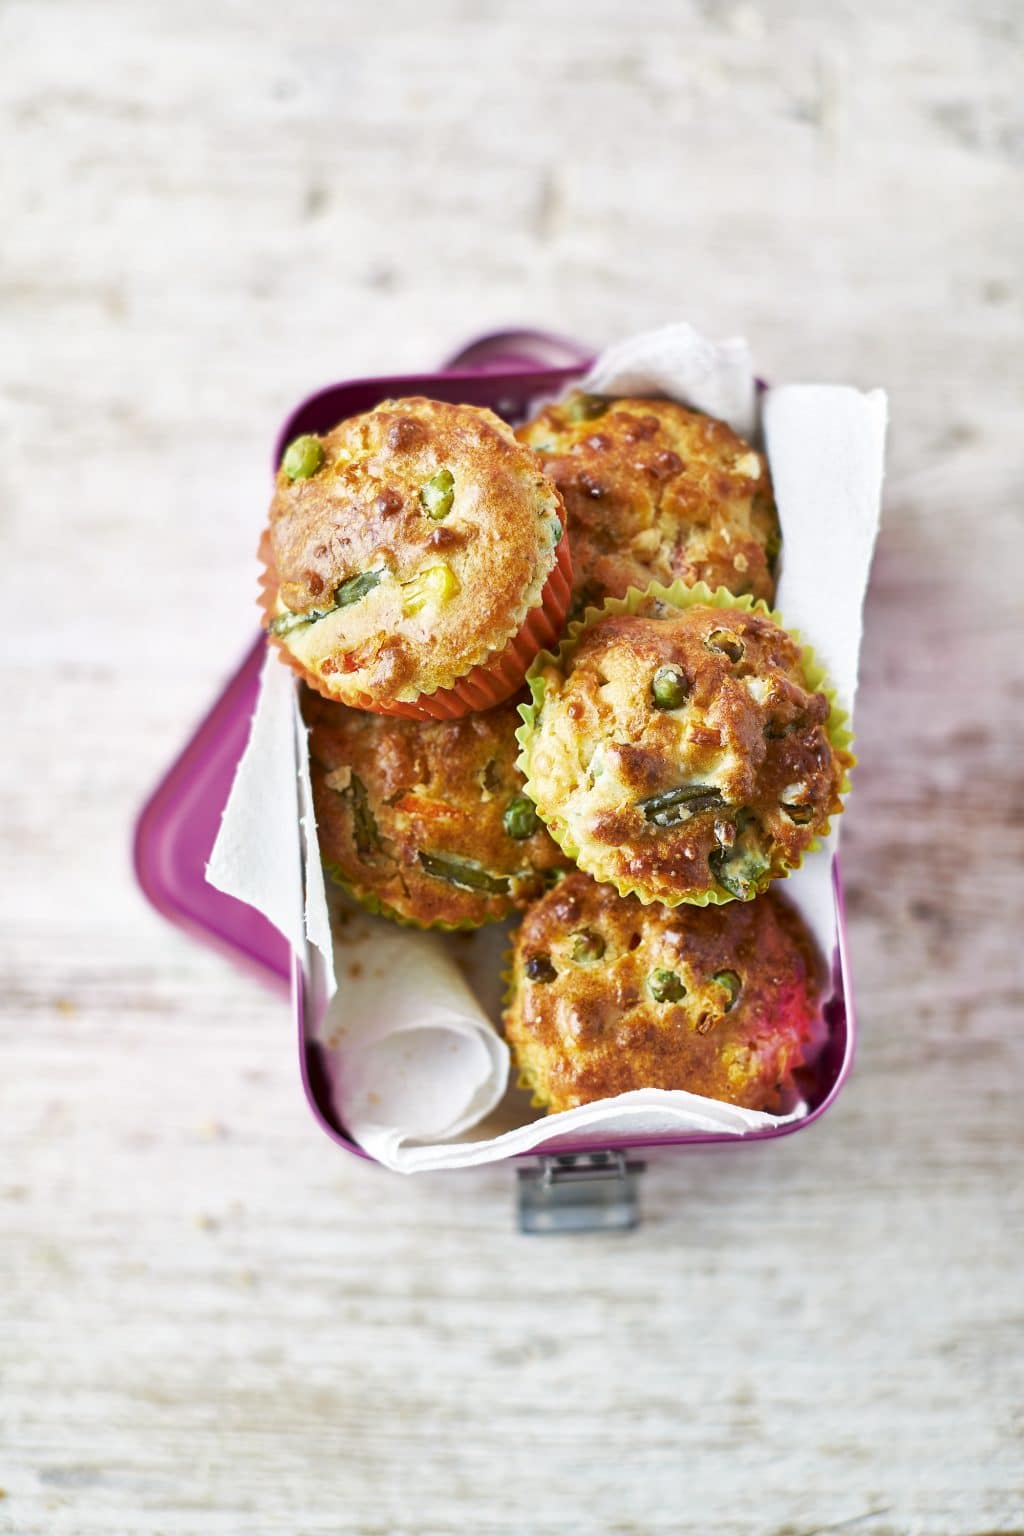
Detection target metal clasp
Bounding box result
[517,1151,644,1234]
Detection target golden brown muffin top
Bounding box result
[523,599,848,905]
[517,391,779,611]
[504,872,817,1113]
[265,398,565,705]
[303,689,566,928]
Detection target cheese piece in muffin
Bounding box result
[504,872,817,1113]
[517,392,779,612]
[263,397,569,715]
[303,689,566,929]
[520,596,850,906]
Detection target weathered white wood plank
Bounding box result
[1,0,1022,1532]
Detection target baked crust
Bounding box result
[504,872,817,1112]
[303,689,565,928]
[517,392,778,612]
[524,600,849,904]
[264,398,565,705]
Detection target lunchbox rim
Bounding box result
[134,332,858,1170]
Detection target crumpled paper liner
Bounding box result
[574,321,758,440]
[320,914,510,1145]
[515,578,854,905]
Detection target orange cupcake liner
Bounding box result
[257,527,573,720]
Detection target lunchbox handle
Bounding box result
[517,1152,645,1234]
[443,328,593,373]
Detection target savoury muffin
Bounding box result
[517,391,779,613]
[518,586,851,906]
[303,689,566,928]
[504,872,817,1113]
[262,397,571,719]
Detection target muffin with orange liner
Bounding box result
[303,689,566,929]
[504,871,818,1113]
[517,391,779,613]
[517,583,852,907]
[261,397,571,719]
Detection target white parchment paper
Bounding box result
[208,323,886,1173]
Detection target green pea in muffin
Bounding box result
[518,589,851,907]
[504,872,818,1113]
[303,689,566,929]
[261,397,570,718]
[516,391,779,614]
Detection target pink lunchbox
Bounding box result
[134,331,857,1231]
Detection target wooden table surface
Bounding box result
[2,2,1022,1532]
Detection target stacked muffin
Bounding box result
[260,389,852,1116]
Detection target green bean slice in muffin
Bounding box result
[303,689,566,928]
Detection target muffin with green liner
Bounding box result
[504,871,818,1113]
[303,689,566,929]
[517,581,852,907]
[517,391,779,614]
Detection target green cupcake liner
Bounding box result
[515,578,854,908]
[516,1068,549,1109]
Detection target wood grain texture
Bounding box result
[1,1,1022,1532]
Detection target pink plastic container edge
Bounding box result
[134,330,857,1168]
